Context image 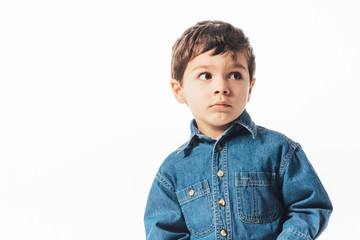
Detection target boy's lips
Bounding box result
[210,102,232,108]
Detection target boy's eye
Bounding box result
[198,72,212,80]
[229,72,242,80]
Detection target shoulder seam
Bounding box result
[156,172,176,193]
[256,126,300,177]
[279,142,300,177]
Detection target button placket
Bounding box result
[213,141,231,239]
[220,142,232,239]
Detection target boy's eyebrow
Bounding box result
[191,63,248,72]
[232,63,248,71]
[191,65,211,72]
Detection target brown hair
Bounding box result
[171,20,256,83]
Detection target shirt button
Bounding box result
[217,169,224,178]
[217,144,223,151]
[220,229,227,237]
[188,189,195,196]
[218,198,226,207]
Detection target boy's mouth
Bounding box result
[210,102,231,108]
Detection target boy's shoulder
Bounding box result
[256,125,299,150]
[154,140,191,187]
[158,140,191,169]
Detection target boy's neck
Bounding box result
[197,122,232,140]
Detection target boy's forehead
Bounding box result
[188,49,248,70]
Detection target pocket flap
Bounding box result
[176,180,211,205]
[236,172,275,186]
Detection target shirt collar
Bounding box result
[177,109,257,154]
[232,109,257,139]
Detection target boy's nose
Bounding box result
[214,89,229,95]
[214,81,230,95]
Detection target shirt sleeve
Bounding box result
[277,144,333,240]
[144,172,190,240]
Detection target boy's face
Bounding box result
[171,49,256,139]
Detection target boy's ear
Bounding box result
[171,79,187,104]
[247,77,256,102]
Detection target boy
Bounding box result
[144,20,332,240]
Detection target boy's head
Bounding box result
[170,20,256,139]
[171,20,256,84]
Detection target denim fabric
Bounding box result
[144,110,332,240]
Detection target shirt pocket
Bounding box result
[176,180,215,238]
[235,172,280,224]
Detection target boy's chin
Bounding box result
[211,115,239,126]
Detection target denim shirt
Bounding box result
[144,110,332,240]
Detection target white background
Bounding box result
[1,0,359,239]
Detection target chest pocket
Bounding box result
[176,180,215,238]
[236,172,281,224]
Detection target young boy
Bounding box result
[144,20,332,240]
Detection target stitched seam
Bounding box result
[176,183,215,238]
[223,142,233,239]
[238,182,273,186]
[156,172,175,193]
[279,143,299,177]
[236,119,256,138]
[238,172,275,186]
[236,172,279,224]
[184,194,215,238]
[176,139,192,154]
[283,228,313,240]
[178,189,210,205]
[187,224,215,238]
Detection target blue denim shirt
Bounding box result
[144,110,332,240]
